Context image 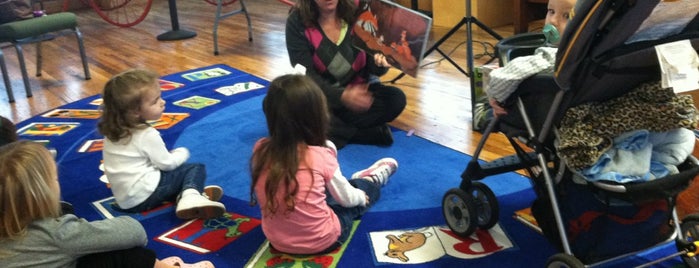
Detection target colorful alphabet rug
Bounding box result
[14,64,683,267]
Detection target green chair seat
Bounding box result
[0,12,89,102]
[0,13,78,42]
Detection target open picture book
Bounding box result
[353,0,432,78]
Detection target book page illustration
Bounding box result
[182,67,232,81]
[78,139,104,153]
[147,113,190,129]
[42,109,101,119]
[156,212,261,254]
[369,224,513,264]
[353,0,432,77]
[513,207,542,234]
[245,221,359,268]
[17,122,80,136]
[215,81,265,96]
[90,98,103,106]
[160,79,185,91]
[91,196,173,220]
[173,96,221,110]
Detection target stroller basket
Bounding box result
[591,156,699,203]
[532,173,678,265]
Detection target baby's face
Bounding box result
[546,0,577,34]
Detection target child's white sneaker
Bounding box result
[203,185,223,202]
[351,158,398,186]
[176,193,225,220]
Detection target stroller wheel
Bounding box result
[546,253,584,268]
[677,214,699,268]
[442,188,477,237]
[470,182,500,229]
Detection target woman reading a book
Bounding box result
[285,0,407,149]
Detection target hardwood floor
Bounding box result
[0,0,517,161]
[5,0,699,234]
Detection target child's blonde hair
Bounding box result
[97,69,160,142]
[0,141,61,239]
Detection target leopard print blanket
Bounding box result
[557,81,697,170]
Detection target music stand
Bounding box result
[157,0,197,41]
[389,0,502,83]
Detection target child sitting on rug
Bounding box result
[0,141,215,268]
[0,116,18,146]
[250,74,399,255]
[1,116,58,158]
[98,69,225,220]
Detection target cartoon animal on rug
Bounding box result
[384,231,432,262]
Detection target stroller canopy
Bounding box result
[554,0,699,105]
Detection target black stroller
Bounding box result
[441,0,699,267]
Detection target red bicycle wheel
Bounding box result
[204,0,238,6]
[83,0,153,28]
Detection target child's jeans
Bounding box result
[114,163,207,213]
[321,178,381,254]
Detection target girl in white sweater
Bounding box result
[98,69,225,220]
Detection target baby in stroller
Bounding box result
[443,0,699,267]
[471,0,575,135]
[488,0,696,185]
[486,0,576,118]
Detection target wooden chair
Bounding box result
[513,0,548,34]
[0,11,90,102]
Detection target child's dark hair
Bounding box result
[97,69,159,142]
[250,74,329,214]
[0,116,18,146]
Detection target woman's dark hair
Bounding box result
[295,0,357,28]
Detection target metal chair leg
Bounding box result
[213,0,224,56]
[239,0,253,42]
[0,51,14,102]
[213,0,253,55]
[36,42,43,77]
[74,28,91,80]
[14,44,33,98]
